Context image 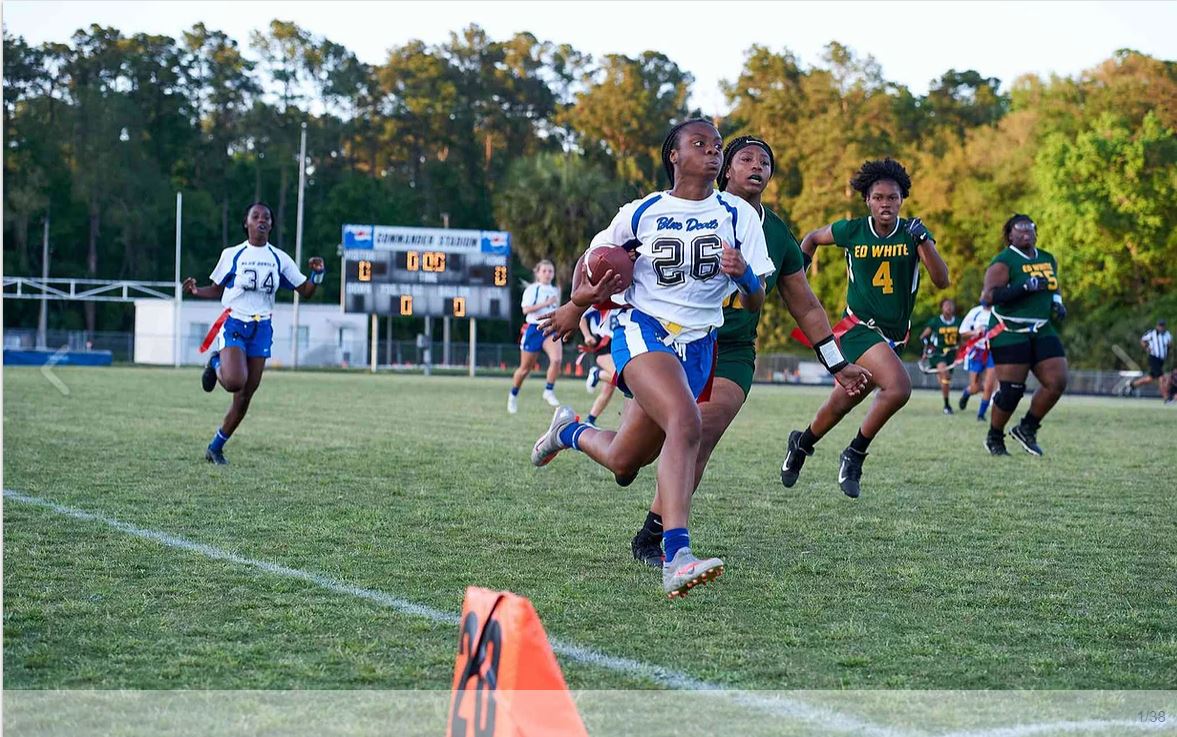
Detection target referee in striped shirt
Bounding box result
[1129,318,1171,399]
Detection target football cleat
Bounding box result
[585,366,600,393]
[1010,423,1044,456]
[507,393,518,414]
[985,431,1010,456]
[631,530,664,569]
[201,351,219,393]
[531,405,577,467]
[663,547,724,599]
[780,430,813,488]
[205,447,228,465]
[943,406,954,415]
[837,447,867,498]
[542,389,561,407]
[958,393,969,410]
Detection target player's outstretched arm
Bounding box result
[181,277,225,300]
[776,269,871,396]
[798,225,836,272]
[909,218,950,289]
[295,257,326,299]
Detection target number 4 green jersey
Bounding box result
[830,216,931,341]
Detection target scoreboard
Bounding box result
[341,225,511,319]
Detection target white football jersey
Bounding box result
[521,283,560,324]
[960,304,993,352]
[586,306,617,338]
[209,241,307,320]
[588,190,774,341]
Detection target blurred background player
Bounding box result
[531,119,775,598]
[182,201,325,464]
[958,297,997,421]
[629,135,870,567]
[982,214,1068,456]
[920,298,962,414]
[1127,318,1170,400]
[508,260,562,413]
[781,158,950,498]
[579,305,619,427]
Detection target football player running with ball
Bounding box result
[183,201,325,464]
[532,119,776,598]
[628,135,871,568]
[780,158,950,498]
[982,214,1068,456]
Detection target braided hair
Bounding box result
[848,158,911,200]
[1001,213,1035,245]
[660,117,716,186]
[718,136,775,191]
[241,201,274,236]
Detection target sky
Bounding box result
[4,0,1176,113]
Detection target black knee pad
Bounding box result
[994,381,1025,412]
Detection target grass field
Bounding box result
[3,365,1176,693]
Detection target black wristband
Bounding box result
[803,252,813,271]
[814,335,848,375]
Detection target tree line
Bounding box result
[4,22,1175,366]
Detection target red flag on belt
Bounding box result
[199,308,231,353]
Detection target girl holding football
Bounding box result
[531,119,777,598]
[182,202,325,464]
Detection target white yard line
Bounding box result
[5,489,1170,737]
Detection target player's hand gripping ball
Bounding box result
[585,245,634,291]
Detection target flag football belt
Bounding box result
[918,323,1007,374]
[788,311,908,349]
[991,309,1049,334]
[575,337,611,366]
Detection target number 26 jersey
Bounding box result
[209,241,307,320]
[588,191,774,342]
[832,216,932,341]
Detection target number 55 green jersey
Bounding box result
[830,216,931,342]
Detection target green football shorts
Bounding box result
[715,342,756,397]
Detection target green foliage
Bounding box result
[494,152,627,286]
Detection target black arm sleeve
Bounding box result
[990,283,1027,306]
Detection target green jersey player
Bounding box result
[919,298,963,414]
[781,158,950,498]
[629,136,871,567]
[981,214,1068,456]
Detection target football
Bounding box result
[585,245,634,291]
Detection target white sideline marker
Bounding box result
[4,489,1170,737]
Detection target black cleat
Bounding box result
[837,447,867,498]
[201,351,219,393]
[1010,423,1044,456]
[985,432,1010,456]
[205,447,229,465]
[615,470,639,487]
[943,406,954,415]
[780,430,813,488]
[958,394,969,410]
[631,530,664,569]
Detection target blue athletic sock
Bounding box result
[557,421,590,451]
[209,428,230,452]
[978,399,990,418]
[210,353,221,371]
[663,528,690,562]
[544,382,554,391]
[510,386,520,396]
[586,414,597,424]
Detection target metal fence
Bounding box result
[2,327,1164,397]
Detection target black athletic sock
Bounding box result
[944,396,951,409]
[641,511,663,538]
[849,430,873,454]
[988,425,1004,439]
[798,426,819,452]
[1021,411,1041,430]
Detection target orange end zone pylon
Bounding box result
[447,587,588,737]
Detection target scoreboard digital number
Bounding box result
[341,225,511,319]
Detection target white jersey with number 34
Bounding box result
[587,191,774,341]
[209,241,307,320]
